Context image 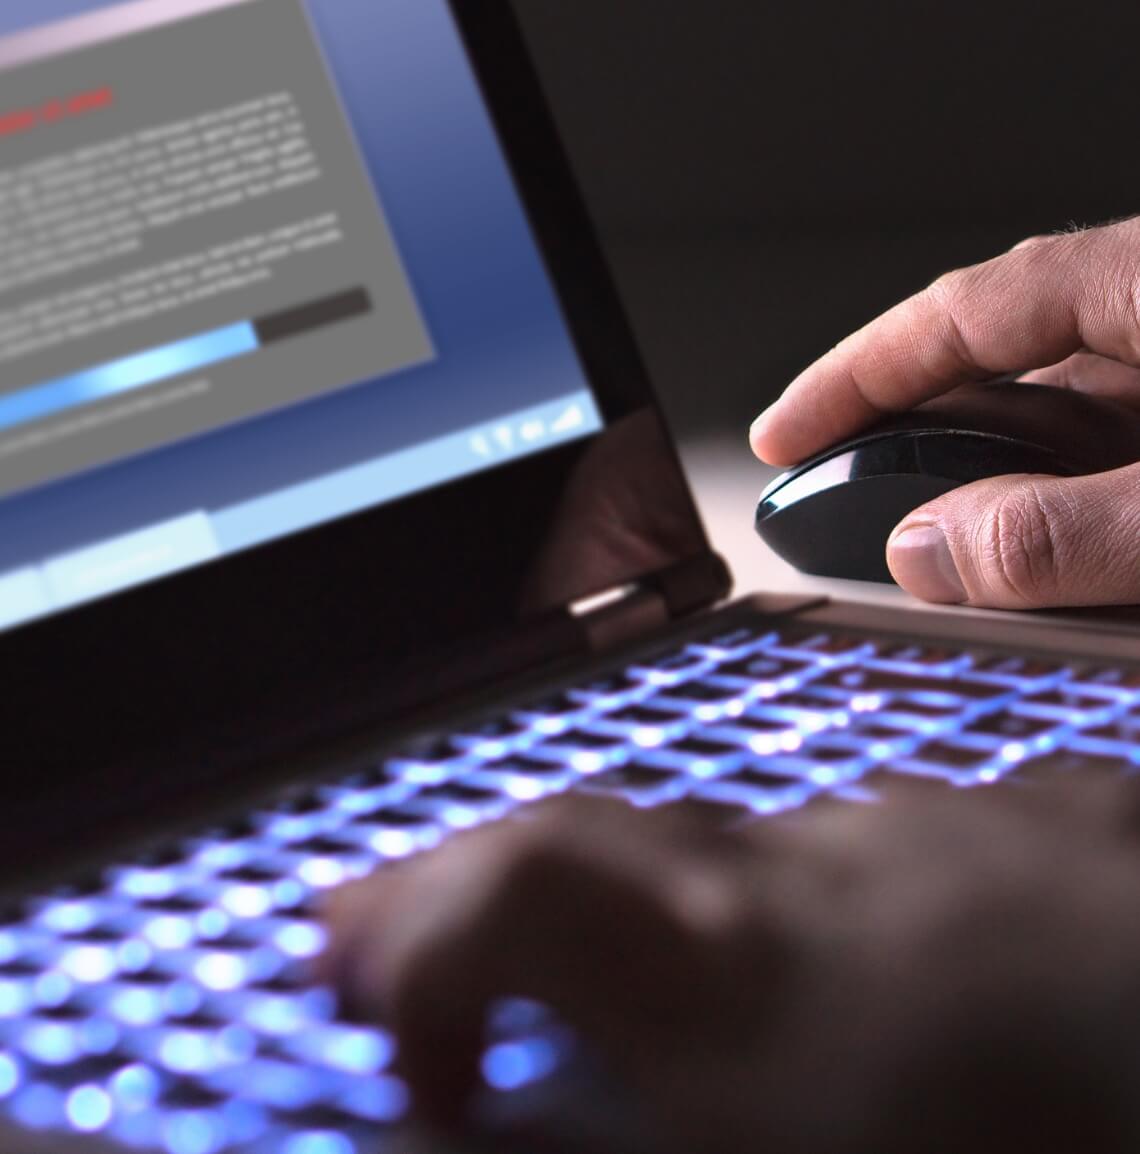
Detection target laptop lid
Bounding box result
[0,0,727,869]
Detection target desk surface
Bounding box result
[682,432,968,612]
[679,433,1140,640]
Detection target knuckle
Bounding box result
[1093,213,1140,244]
[925,267,970,308]
[921,269,980,373]
[1010,230,1064,256]
[491,820,579,902]
[1015,228,1077,282]
[1071,218,1140,360]
[978,484,1062,603]
[1111,251,1140,361]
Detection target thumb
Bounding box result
[886,463,1140,610]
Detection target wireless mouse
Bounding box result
[755,381,1140,584]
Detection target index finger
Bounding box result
[321,800,761,1124]
[750,221,1140,466]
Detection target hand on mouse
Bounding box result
[321,784,1140,1154]
[751,217,1140,610]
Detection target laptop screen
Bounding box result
[0,0,604,634]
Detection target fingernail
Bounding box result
[750,406,782,459]
[750,403,777,441]
[888,524,967,604]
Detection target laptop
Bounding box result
[0,0,1138,1151]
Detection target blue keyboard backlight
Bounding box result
[66,1084,114,1132]
[0,1053,21,1097]
[482,1037,561,1092]
[0,623,1133,1151]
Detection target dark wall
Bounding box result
[513,1,1140,432]
[515,0,1140,240]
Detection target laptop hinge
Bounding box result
[576,551,732,653]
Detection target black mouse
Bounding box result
[755,381,1140,584]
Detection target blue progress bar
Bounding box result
[0,322,259,434]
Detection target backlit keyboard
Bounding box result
[1,620,1139,1152]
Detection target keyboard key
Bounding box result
[1011,686,1122,720]
[590,704,692,746]
[112,1094,268,1154]
[697,768,814,814]
[446,721,531,761]
[248,1112,380,1151]
[627,650,711,685]
[578,764,687,804]
[386,737,474,785]
[282,835,367,860]
[909,741,1004,769]
[532,730,630,773]
[744,695,851,732]
[323,783,408,823]
[1076,710,1140,742]
[279,1024,395,1076]
[1070,721,1140,759]
[456,715,530,741]
[334,1072,410,1123]
[265,793,328,818]
[652,795,753,829]
[651,680,754,722]
[645,736,747,776]
[331,762,402,791]
[414,782,505,806]
[813,667,1009,703]
[1011,748,1139,782]
[396,735,468,763]
[884,742,1007,784]
[343,810,442,858]
[198,816,263,843]
[29,1053,142,1094]
[711,654,816,690]
[208,986,335,1038]
[245,962,314,996]
[463,767,570,804]
[960,713,1063,743]
[857,770,956,799]
[773,631,874,660]
[156,947,284,992]
[483,754,574,780]
[870,644,974,673]
[514,692,589,721]
[536,729,626,753]
[109,865,201,903]
[707,713,805,755]
[209,1057,330,1111]
[567,672,648,703]
[216,865,288,886]
[690,626,778,658]
[848,718,928,741]
[1070,665,1140,699]
[130,1023,258,1076]
[775,740,875,785]
[970,656,1071,688]
[818,726,920,766]
[714,766,804,790]
[401,783,513,830]
[654,679,753,707]
[595,697,696,724]
[346,807,431,830]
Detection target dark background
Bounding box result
[514,0,1140,438]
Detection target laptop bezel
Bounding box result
[0,1,722,820]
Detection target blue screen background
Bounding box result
[0,0,595,570]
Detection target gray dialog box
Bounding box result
[0,0,434,500]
